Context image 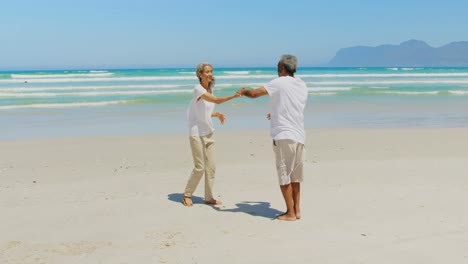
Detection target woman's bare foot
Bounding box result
[205,200,222,205]
[276,212,297,221]
[182,196,193,206]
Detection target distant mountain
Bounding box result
[327,40,468,67]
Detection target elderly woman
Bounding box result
[182,63,242,206]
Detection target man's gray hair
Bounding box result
[195,62,216,88]
[279,54,298,74]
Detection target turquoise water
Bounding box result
[1,67,468,139]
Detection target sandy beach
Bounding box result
[1,128,467,263]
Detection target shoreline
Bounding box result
[3,109,468,141]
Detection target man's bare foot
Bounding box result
[182,196,193,207]
[295,211,301,220]
[276,212,297,221]
[205,200,222,205]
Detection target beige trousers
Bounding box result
[184,133,216,201]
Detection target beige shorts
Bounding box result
[273,139,305,185]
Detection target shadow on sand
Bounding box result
[168,193,282,220]
[213,201,283,220]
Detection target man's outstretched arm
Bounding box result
[240,87,268,98]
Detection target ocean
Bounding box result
[1,67,468,139]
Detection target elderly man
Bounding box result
[239,54,308,221]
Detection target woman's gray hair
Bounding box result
[195,62,216,88]
[279,54,298,75]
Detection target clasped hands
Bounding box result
[235,87,257,98]
[235,87,248,97]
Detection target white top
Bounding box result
[187,84,215,136]
[264,76,308,144]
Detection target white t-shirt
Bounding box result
[187,84,216,136]
[264,76,308,144]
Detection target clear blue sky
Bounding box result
[1,0,467,70]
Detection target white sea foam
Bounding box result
[0,92,60,98]
[0,89,192,98]
[448,90,468,95]
[216,82,265,88]
[306,79,468,85]
[11,73,115,79]
[298,73,468,78]
[379,91,440,95]
[0,76,197,83]
[222,71,250,75]
[309,87,352,92]
[4,72,468,84]
[309,92,337,96]
[0,84,184,92]
[0,100,126,110]
[216,75,276,79]
[1,74,276,83]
